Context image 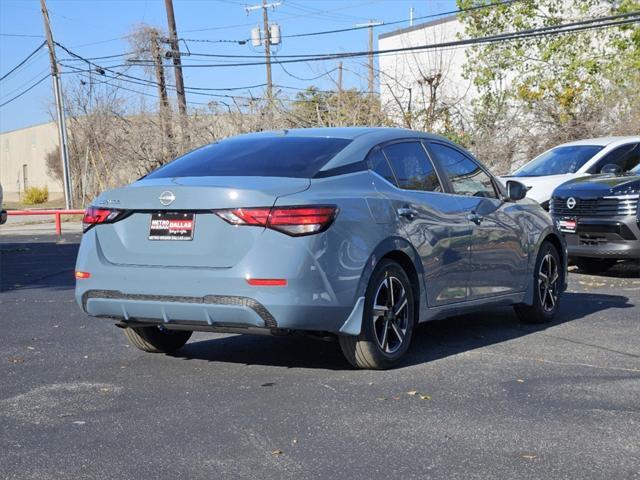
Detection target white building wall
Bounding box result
[378,16,474,126]
[0,122,62,202]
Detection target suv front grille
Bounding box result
[551,194,639,217]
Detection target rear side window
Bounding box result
[382,142,442,192]
[428,143,497,198]
[368,148,397,185]
[590,143,640,173]
[146,136,352,179]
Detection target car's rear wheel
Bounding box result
[339,259,415,369]
[574,257,617,274]
[514,241,561,324]
[124,326,192,353]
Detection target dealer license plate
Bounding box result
[558,217,577,234]
[149,212,195,241]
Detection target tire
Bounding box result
[124,326,192,353]
[339,259,415,369]
[574,257,617,274]
[514,241,562,324]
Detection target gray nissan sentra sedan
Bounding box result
[75,128,567,369]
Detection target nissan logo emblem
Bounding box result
[159,191,176,206]
[566,197,576,209]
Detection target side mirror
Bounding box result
[506,180,527,201]
[600,163,622,174]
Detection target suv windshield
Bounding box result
[146,136,352,179]
[513,145,603,177]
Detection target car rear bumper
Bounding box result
[561,217,640,259]
[75,228,365,334]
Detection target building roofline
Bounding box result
[0,120,56,136]
[378,14,458,40]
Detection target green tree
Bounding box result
[457,0,640,171]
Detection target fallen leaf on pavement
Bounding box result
[406,390,418,396]
[419,394,432,401]
[271,449,283,456]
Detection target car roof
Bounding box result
[557,136,640,147]
[237,127,444,142]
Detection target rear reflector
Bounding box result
[246,278,287,286]
[215,205,337,236]
[75,271,91,279]
[82,207,124,232]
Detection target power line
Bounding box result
[58,57,269,92]
[0,74,50,108]
[274,58,337,81]
[52,12,639,107]
[284,0,521,39]
[55,12,640,76]
[59,51,140,62]
[60,59,340,105]
[106,13,640,69]
[0,41,47,82]
[0,33,44,38]
[182,0,522,44]
[59,61,261,101]
[180,0,379,34]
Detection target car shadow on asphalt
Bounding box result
[572,259,640,279]
[0,241,79,292]
[172,291,634,371]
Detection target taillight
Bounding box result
[215,205,337,236]
[269,206,337,236]
[82,207,123,232]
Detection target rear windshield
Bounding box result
[146,136,352,179]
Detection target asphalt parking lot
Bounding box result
[1,232,639,480]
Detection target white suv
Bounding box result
[500,136,640,209]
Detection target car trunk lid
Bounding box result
[92,176,310,268]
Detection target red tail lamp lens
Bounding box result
[215,205,337,236]
[246,278,287,287]
[82,207,123,232]
[75,271,91,279]
[215,208,271,226]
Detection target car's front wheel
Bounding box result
[339,259,415,369]
[124,326,192,353]
[514,241,562,324]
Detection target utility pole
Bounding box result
[40,0,73,209]
[337,61,343,126]
[246,1,281,104]
[163,0,187,119]
[150,30,175,159]
[355,20,383,99]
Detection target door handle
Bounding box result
[467,212,483,225]
[397,207,418,219]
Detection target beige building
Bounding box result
[378,15,474,126]
[0,121,63,202]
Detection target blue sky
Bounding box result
[0,0,457,132]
